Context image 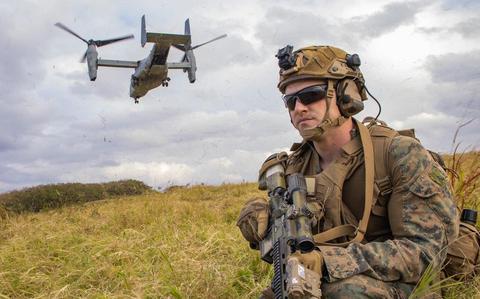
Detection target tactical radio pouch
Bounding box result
[444,209,480,280]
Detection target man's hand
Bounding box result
[306,200,324,227]
[290,249,324,276]
[287,250,324,298]
[236,197,269,247]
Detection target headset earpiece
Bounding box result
[336,79,364,117]
[341,94,353,104]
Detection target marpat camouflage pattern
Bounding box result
[315,135,458,296]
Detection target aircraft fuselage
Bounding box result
[130,64,168,99]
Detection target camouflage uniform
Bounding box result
[240,45,459,298]
[284,127,458,298]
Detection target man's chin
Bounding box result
[298,126,326,141]
[297,124,317,132]
[298,127,315,136]
[297,118,319,128]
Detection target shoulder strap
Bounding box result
[370,124,398,215]
[313,119,375,246]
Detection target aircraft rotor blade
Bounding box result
[95,34,134,47]
[54,22,89,44]
[172,44,186,52]
[191,34,227,50]
[80,50,88,63]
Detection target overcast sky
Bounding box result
[0,0,478,192]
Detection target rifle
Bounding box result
[258,163,322,299]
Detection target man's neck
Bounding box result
[312,118,354,169]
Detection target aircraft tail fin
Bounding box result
[184,18,191,36]
[141,15,147,47]
[141,15,190,45]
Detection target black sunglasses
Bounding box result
[282,85,327,110]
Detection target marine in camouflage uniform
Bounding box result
[237,45,458,298]
[288,128,457,298]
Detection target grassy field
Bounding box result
[0,151,479,298]
[0,183,272,298]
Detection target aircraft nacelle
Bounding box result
[185,50,196,83]
[86,44,98,81]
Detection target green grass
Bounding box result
[0,152,478,298]
[0,180,151,215]
[0,183,272,298]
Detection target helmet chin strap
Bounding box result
[299,79,348,142]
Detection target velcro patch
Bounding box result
[429,165,447,187]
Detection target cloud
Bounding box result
[391,111,458,135]
[101,161,195,187]
[424,50,480,118]
[420,50,480,149]
[389,112,480,152]
[450,17,480,38]
[0,0,477,193]
[425,50,480,83]
[255,1,430,49]
[346,1,429,38]
[0,20,46,97]
[195,34,262,70]
[440,0,480,10]
[255,6,339,47]
[417,17,480,40]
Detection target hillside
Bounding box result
[0,152,479,299]
[0,183,272,298]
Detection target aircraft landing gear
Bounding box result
[161,77,171,87]
[134,98,139,104]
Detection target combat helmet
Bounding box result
[276,45,368,141]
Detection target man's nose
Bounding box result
[293,98,308,112]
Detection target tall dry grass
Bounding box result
[0,136,478,297]
[445,151,480,210]
[445,120,480,210]
[0,183,272,298]
[2,177,478,298]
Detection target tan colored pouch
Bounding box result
[444,222,480,279]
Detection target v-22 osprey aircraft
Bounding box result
[55,15,227,103]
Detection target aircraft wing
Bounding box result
[145,32,191,45]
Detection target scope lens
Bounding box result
[297,237,315,253]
